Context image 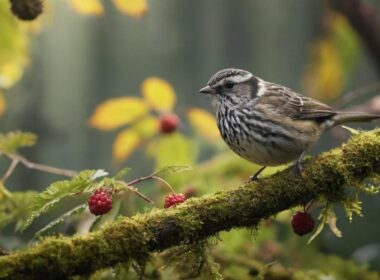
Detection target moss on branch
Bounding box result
[1,129,380,280]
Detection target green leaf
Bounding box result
[0,191,36,230]
[21,170,99,231]
[147,133,196,168]
[153,165,193,176]
[34,204,87,237]
[114,167,131,180]
[0,131,37,154]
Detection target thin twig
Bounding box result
[6,154,78,177]
[1,158,19,183]
[151,176,175,194]
[119,181,154,204]
[331,82,380,109]
[126,173,176,194]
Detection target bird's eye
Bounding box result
[225,82,234,89]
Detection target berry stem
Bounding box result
[151,176,176,194]
[119,182,154,204]
[126,173,176,194]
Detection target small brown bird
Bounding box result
[199,68,380,181]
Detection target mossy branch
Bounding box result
[1,129,380,280]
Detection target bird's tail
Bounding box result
[333,111,380,126]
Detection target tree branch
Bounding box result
[330,0,380,72]
[1,129,380,280]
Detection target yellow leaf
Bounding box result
[112,0,148,18]
[68,0,104,16]
[89,97,149,130]
[133,116,159,139]
[0,61,24,89]
[303,39,343,102]
[141,77,176,112]
[0,93,6,117]
[113,129,140,161]
[187,108,220,141]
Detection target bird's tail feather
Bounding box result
[333,111,380,126]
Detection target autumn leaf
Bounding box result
[88,97,149,130]
[67,0,104,16]
[0,61,24,89]
[113,129,140,161]
[187,108,220,141]
[112,0,148,18]
[141,77,176,112]
[0,93,5,117]
[303,13,359,102]
[133,116,159,139]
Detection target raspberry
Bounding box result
[10,0,43,21]
[291,211,315,236]
[159,113,179,134]
[164,193,186,208]
[88,188,113,216]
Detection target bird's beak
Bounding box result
[199,85,215,95]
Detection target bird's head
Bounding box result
[199,68,260,107]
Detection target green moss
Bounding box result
[0,130,380,280]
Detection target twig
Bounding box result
[332,82,380,109]
[151,176,175,194]
[119,181,154,204]
[1,159,19,183]
[6,154,78,177]
[126,173,176,194]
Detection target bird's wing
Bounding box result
[264,82,337,120]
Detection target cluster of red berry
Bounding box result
[88,188,187,216]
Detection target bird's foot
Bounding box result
[293,151,306,177]
[246,166,266,184]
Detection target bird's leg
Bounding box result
[293,151,306,176]
[249,166,266,182]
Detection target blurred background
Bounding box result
[1,0,380,278]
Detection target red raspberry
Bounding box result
[159,113,179,134]
[164,193,186,208]
[88,188,113,216]
[291,211,315,236]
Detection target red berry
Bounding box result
[164,193,186,208]
[291,211,315,236]
[159,113,179,134]
[88,188,113,216]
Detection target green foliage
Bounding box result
[113,167,131,180]
[34,204,87,237]
[148,134,196,168]
[152,164,193,176]
[21,170,102,231]
[0,131,37,154]
[0,191,36,231]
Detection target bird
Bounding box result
[199,68,380,181]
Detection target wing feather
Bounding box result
[264,82,337,120]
